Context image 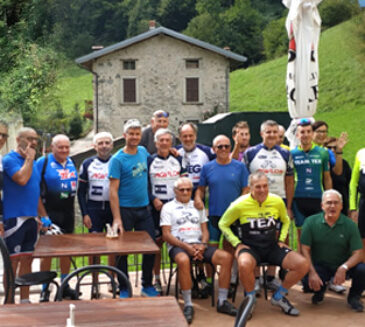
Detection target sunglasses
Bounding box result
[0,132,9,139]
[216,144,230,150]
[177,188,192,192]
[315,129,328,134]
[297,118,311,127]
[155,112,169,118]
[326,145,336,150]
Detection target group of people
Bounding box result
[0,111,364,324]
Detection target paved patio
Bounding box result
[3,271,361,327]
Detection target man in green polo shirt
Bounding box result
[301,189,365,312]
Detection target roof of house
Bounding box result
[75,26,247,70]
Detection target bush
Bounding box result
[319,0,360,29]
[263,16,287,60]
[68,104,83,140]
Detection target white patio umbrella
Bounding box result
[282,0,322,147]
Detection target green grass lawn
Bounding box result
[230,18,365,165]
[55,63,93,113]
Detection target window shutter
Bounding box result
[186,78,199,102]
[123,78,136,103]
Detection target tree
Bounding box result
[319,0,360,30]
[219,0,265,64]
[158,0,197,31]
[263,16,287,60]
[0,43,60,125]
[185,0,264,65]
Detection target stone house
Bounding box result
[75,23,246,137]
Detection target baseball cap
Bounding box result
[124,119,142,133]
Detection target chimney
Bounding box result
[223,46,231,51]
[92,45,104,51]
[149,20,156,30]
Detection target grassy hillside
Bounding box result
[55,63,93,113]
[57,18,364,163]
[230,18,365,165]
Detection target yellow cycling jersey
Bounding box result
[349,148,365,210]
[218,193,290,248]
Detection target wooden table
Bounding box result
[33,231,159,258]
[0,297,188,326]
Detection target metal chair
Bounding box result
[166,258,216,307]
[0,237,59,304]
[231,262,271,302]
[56,264,132,301]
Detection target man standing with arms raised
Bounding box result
[109,119,158,298]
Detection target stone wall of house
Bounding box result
[92,34,230,137]
[0,113,23,155]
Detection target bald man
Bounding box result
[36,134,78,301]
[2,127,45,303]
[195,135,249,248]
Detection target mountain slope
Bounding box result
[230,18,365,163]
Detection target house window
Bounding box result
[123,78,136,103]
[123,60,136,70]
[185,77,199,103]
[185,59,199,69]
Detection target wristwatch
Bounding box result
[341,264,349,271]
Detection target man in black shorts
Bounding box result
[161,177,237,324]
[36,134,78,301]
[219,172,309,317]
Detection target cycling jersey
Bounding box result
[349,148,365,210]
[244,144,293,198]
[2,151,40,220]
[176,144,215,189]
[77,155,111,216]
[36,154,78,211]
[291,144,329,199]
[160,199,208,251]
[219,193,289,249]
[147,154,187,202]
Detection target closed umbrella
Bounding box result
[283,0,322,147]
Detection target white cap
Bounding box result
[124,119,142,133]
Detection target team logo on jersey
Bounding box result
[305,178,313,185]
[91,172,108,179]
[247,217,276,229]
[132,162,147,177]
[57,169,76,180]
[176,211,199,225]
[187,165,201,173]
[154,170,180,178]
